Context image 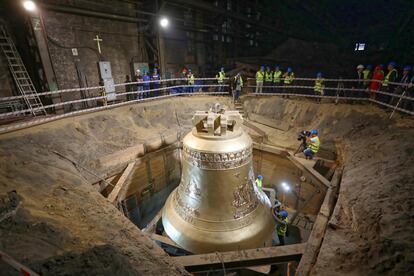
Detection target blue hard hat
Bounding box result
[404,65,411,71]
[260,66,264,69]
[188,68,192,72]
[367,64,373,70]
[221,67,224,71]
[287,67,292,73]
[258,175,263,180]
[279,210,288,218]
[317,72,322,78]
[388,61,396,67]
[275,66,280,70]
[310,129,318,135]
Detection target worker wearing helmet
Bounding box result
[255,66,265,93]
[381,61,399,104]
[273,66,283,92]
[355,64,365,97]
[233,72,243,102]
[255,175,264,189]
[314,72,325,100]
[272,208,289,245]
[142,70,151,98]
[392,65,412,106]
[216,67,226,92]
[265,66,273,92]
[304,129,320,159]
[152,68,161,97]
[283,67,295,96]
[187,69,195,93]
[363,65,373,89]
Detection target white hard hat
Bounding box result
[356,64,364,69]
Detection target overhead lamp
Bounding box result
[159,17,169,28]
[23,0,37,12]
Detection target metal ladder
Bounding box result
[0,25,46,116]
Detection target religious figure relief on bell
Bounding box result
[232,177,258,219]
[174,192,200,221]
[185,178,201,199]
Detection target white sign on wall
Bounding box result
[71,48,78,56]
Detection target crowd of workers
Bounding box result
[123,63,412,111]
[252,62,413,110]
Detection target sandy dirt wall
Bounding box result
[0,96,230,275]
[244,96,414,275]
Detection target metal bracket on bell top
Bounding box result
[192,109,243,136]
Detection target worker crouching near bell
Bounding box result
[272,206,289,246]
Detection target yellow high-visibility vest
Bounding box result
[383,69,397,87]
[188,74,195,85]
[217,71,225,83]
[255,178,262,188]
[256,71,264,83]
[314,78,324,94]
[265,71,273,82]
[309,136,320,153]
[273,71,282,83]
[284,72,294,84]
[276,217,288,236]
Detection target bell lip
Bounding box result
[162,193,275,254]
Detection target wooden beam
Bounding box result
[150,233,182,249]
[107,161,136,203]
[296,167,342,275]
[173,243,306,272]
[287,153,331,188]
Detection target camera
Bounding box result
[297,130,311,141]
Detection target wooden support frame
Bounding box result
[173,243,306,273]
[107,161,136,203]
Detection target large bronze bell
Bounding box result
[162,105,275,253]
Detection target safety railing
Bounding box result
[244,77,414,117]
[0,78,230,133]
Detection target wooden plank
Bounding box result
[249,113,290,131]
[150,233,182,249]
[142,208,163,233]
[287,153,331,188]
[173,243,306,272]
[296,168,342,276]
[107,161,136,203]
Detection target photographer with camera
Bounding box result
[303,129,320,159]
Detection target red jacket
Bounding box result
[370,66,384,91]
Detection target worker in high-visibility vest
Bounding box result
[283,67,295,95]
[304,129,320,159]
[314,72,325,101]
[273,66,282,92]
[381,61,399,104]
[216,67,226,92]
[233,72,243,102]
[255,175,263,189]
[265,66,273,93]
[187,69,195,93]
[362,65,373,89]
[255,66,265,94]
[272,209,289,245]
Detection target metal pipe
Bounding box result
[39,3,148,23]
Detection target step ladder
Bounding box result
[233,101,245,118]
[0,25,46,116]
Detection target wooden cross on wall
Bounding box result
[93,35,103,54]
